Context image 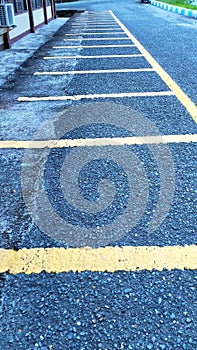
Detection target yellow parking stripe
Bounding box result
[43,54,143,59]
[74,19,116,21]
[71,26,120,29]
[0,245,196,274]
[53,44,135,48]
[78,28,123,31]
[74,22,117,24]
[63,38,130,41]
[1,134,196,149]
[71,24,119,27]
[34,68,154,75]
[110,11,197,123]
[17,91,174,102]
[64,32,125,35]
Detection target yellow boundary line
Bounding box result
[0,245,196,274]
[110,10,197,123]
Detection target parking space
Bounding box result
[0,6,197,349]
[1,8,196,267]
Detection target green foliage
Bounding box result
[160,0,197,10]
[184,0,193,4]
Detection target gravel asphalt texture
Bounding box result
[0,0,197,349]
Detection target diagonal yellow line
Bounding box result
[110,10,197,123]
[0,245,196,274]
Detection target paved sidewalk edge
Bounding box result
[151,0,197,19]
[0,18,69,87]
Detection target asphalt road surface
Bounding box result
[0,0,197,349]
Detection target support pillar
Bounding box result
[27,0,35,33]
[52,0,56,19]
[3,30,11,49]
[43,0,48,24]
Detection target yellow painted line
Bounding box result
[74,18,115,21]
[17,91,174,102]
[86,10,110,12]
[75,19,116,21]
[75,19,115,21]
[53,44,135,49]
[71,26,120,30]
[76,18,115,20]
[80,28,123,31]
[74,22,117,24]
[74,23,117,26]
[64,32,125,35]
[43,54,143,59]
[64,37,129,41]
[34,68,154,76]
[68,29,123,32]
[71,27,121,30]
[0,245,196,274]
[110,10,197,123]
[73,24,118,26]
[2,134,196,149]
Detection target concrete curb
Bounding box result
[151,0,197,19]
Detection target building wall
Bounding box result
[9,12,30,40]
[34,7,45,27]
[10,6,52,40]
[0,2,54,49]
[0,29,5,48]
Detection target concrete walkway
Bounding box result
[0,18,69,87]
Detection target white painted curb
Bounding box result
[151,0,197,19]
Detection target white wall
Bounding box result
[1,5,52,47]
[34,6,52,27]
[10,6,52,40]
[33,8,44,27]
[9,12,30,40]
[47,5,52,19]
[0,28,5,47]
